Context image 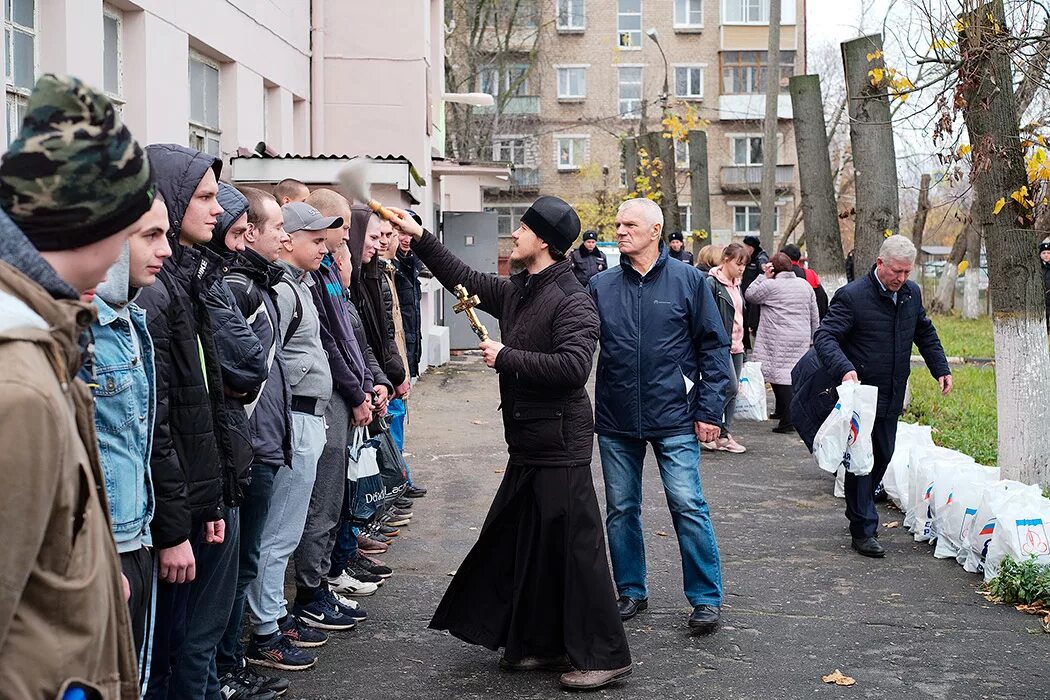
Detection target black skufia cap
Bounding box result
[521,195,581,252]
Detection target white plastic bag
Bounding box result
[833,466,845,499]
[906,445,975,539]
[812,382,878,476]
[883,423,934,511]
[964,480,1042,573]
[932,463,1001,560]
[984,489,1050,582]
[733,361,767,422]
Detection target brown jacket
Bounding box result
[0,260,139,699]
[381,260,410,373]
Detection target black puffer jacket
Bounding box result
[413,231,599,467]
[137,146,227,547]
[347,205,406,387]
[394,249,423,377]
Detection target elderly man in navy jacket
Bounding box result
[590,197,733,633]
[805,235,951,558]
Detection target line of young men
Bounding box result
[0,76,425,700]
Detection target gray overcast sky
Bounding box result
[805,0,898,62]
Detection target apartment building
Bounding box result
[475,0,806,245]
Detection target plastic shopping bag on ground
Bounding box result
[932,463,1001,560]
[347,426,384,526]
[812,382,878,476]
[733,361,768,422]
[906,445,974,539]
[984,489,1050,582]
[882,423,934,511]
[964,480,1042,573]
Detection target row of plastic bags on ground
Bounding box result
[877,422,1050,580]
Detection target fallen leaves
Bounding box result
[655,530,669,537]
[494,468,505,474]
[821,670,856,687]
[883,521,900,529]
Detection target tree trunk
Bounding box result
[841,35,900,274]
[688,129,712,255]
[930,230,968,314]
[789,74,847,293]
[758,0,782,253]
[623,137,640,194]
[962,225,982,319]
[912,174,932,291]
[960,0,1050,483]
[657,133,681,234]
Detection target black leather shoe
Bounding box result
[688,605,721,633]
[617,596,648,621]
[851,537,885,558]
[771,424,796,434]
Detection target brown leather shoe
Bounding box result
[499,655,572,672]
[559,665,632,690]
[356,533,388,554]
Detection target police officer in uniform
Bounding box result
[569,229,608,286]
[668,231,694,265]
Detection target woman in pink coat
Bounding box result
[744,252,819,433]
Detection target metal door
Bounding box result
[440,211,501,349]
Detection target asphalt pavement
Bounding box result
[286,355,1049,700]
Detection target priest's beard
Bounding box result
[508,251,533,276]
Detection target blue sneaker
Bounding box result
[278,613,328,648]
[291,593,357,631]
[325,587,368,621]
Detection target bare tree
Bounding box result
[758,0,782,252]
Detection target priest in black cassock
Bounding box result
[388,198,632,691]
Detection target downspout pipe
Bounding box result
[310,0,325,155]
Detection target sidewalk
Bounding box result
[288,356,1048,699]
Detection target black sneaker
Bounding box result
[405,484,427,498]
[246,632,316,671]
[345,560,385,585]
[278,613,329,648]
[393,496,414,509]
[377,524,400,537]
[353,553,393,579]
[291,593,358,631]
[219,670,277,699]
[237,664,291,697]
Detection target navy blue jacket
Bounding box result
[792,268,950,448]
[589,245,733,439]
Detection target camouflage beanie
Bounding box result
[0,74,152,251]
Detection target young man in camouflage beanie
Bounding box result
[0,73,152,699]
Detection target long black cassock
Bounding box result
[413,230,631,671]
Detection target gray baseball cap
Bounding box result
[282,201,343,233]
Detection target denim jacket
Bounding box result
[85,294,156,553]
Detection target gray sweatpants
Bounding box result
[295,393,349,591]
[247,411,325,636]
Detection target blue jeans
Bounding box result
[217,463,279,675]
[598,433,723,608]
[388,398,412,484]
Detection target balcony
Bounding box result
[509,167,540,190]
[720,164,795,192]
[475,96,541,115]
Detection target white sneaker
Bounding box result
[326,571,378,597]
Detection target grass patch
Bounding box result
[919,314,995,359]
[903,365,997,465]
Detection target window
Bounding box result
[479,63,530,98]
[617,0,641,49]
[674,66,704,99]
[102,6,123,110]
[617,66,642,118]
[733,204,778,234]
[557,0,585,30]
[723,0,797,23]
[188,52,221,156]
[485,204,532,236]
[556,66,586,100]
[4,0,36,145]
[555,135,588,170]
[679,205,691,231]
[674,0,703,27]
[721,50,795,94]
[493,0,539,27]
[674,139,689,169]
[731,136,763,165]
[493,136,527,166]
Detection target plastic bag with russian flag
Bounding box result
[932,463,1001,560]
[982,487,1050,581]
[962,480,1040,573]
[812,382,877,476]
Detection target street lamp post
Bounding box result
[646,27,670,113]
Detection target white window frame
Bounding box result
[674,139,689,170]
[188,50,222,156]
[555,134,589,171]
[674,0,704,29]
[731,202,779,234]
[617,64,643,119]
[673,64,705,100]
[102,5,124,110]
[729,134,763,165]
[557,0,586,31]
[4,0,37,146]
[492,134,528,166]
[556,65,587,101]
[679,204,692,231]
[722,0,796,25]
[617,0,642,50]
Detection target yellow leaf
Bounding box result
[958,260,970,274]
[883,228,893,238]
[1039,135,1047,146]
[931,38,955,51]
[866,49,883,62]
[868,68,885,86]
[1010,186,1029,205]
[992,197,1006,214]
[958,144,972,157]
[822,670,857,687]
